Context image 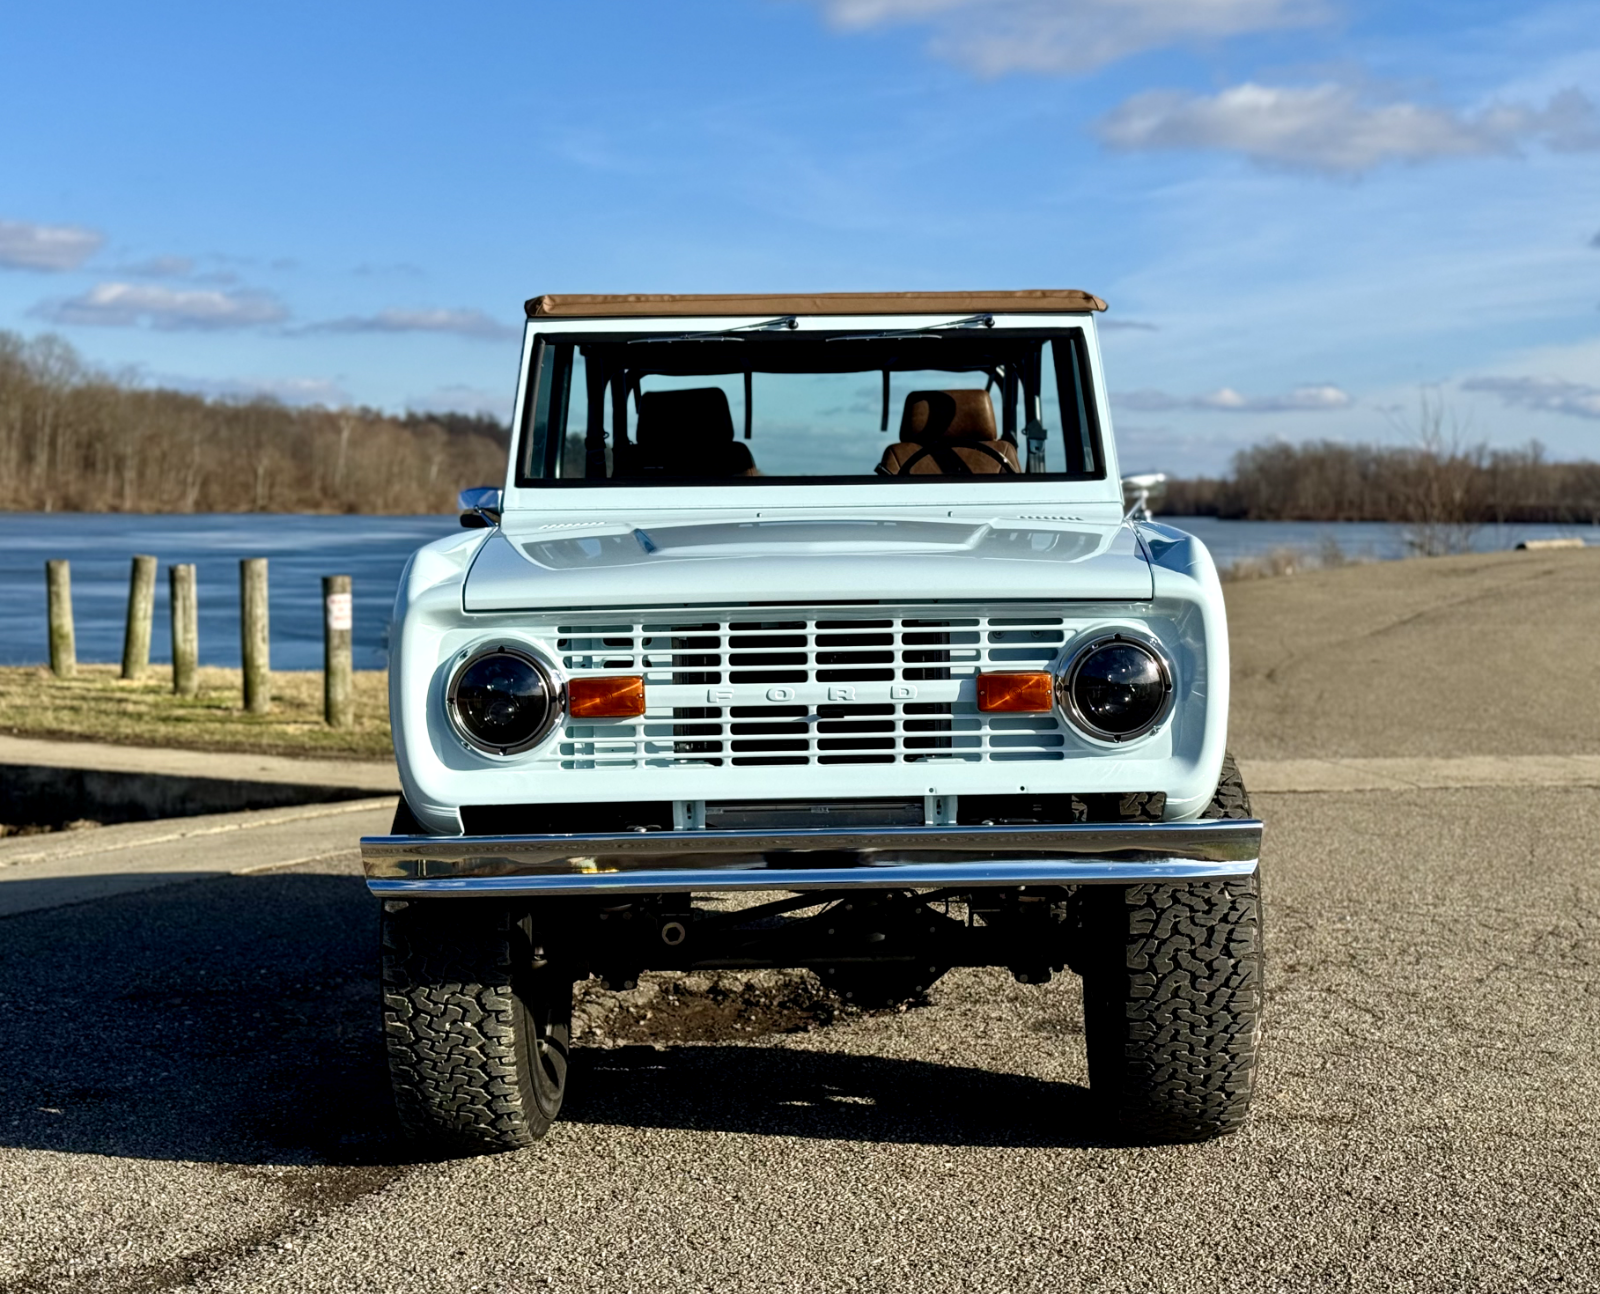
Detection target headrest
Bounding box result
[636,387,735,447]
[900,389,997,443]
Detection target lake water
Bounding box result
[0,514,458,671]
[1160,517,1600,566]
[1,512,1593,669]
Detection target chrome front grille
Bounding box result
[550,609,1070,770]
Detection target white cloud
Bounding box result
[312,307,517,341]
[109,255,240,285]
[1461,375,1600,420]
[32,282,287,330]
[819,0,1320,75]
[1110,422,1274,476]
[0,219,105,271]
[120,255,195,279]
[162,374,350,406]
[1117,384,1352,413]
[407,383,514,418]
[1096,84,1600,175]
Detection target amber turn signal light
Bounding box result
[567,676,646,718]
[975,671,1056,713]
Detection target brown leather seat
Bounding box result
[876,389,1019,476]
[615,388,759,478]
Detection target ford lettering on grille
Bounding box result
[553,607,1070,769]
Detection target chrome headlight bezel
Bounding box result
[446,644,566,757]
[1056,631,1175,744]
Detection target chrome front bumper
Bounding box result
[362,819,1263,896]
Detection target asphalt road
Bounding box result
[3,550,1599,1292]
[5,784,1597,1293]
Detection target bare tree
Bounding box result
[0,329,508,514]
[1157,404,1600,532]
[1385,389,1485,556]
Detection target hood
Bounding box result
[463,516,1152,610]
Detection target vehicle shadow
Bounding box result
[0,870,407,1168]
[0,870,1115,1166]
[566,1046,1113,1149]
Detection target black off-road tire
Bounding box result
[380,899,571,1154]
[1078,753,1262,1143]
[1203,753,1253,823]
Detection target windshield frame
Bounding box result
[501,312,1124,511]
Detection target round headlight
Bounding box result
[448,647,560,754]
[1059,634,1173,742]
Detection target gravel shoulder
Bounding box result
[1226,546,1600,759]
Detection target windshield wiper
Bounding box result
[826,312,995,342]
[727,315,798,332]
[628,315,798,344]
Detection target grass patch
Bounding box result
[0,664,391,760]
[1219,538,1353,583]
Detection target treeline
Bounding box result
[1165,440,1600,525]
[0,330,508,513]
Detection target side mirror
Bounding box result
[458,486,503,529]
[1121,472,1167,521]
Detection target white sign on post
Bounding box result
[325,592,353,632]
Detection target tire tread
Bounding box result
[380,903,551,1153]
[1081,753,1263,1142]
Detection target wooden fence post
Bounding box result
[170,564,199,697]
[46,560,76,679]
[121,554,158,680]
[323,574,353,728]
[240,558,270,715]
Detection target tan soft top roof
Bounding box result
[525,289,1107,320]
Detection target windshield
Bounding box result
[515,328,1104,486]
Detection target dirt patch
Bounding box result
[573,968,912,1046]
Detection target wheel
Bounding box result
[380,899,571,1154]
[1078,754,1263,1142]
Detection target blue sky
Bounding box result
[1,0,1597,475]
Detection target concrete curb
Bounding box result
[1240,754,1600,794]
[0,733,399,825]
[0,734,398,790]
[0,797,396,919]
